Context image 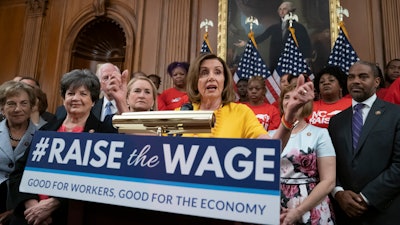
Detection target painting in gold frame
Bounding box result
[218,0,338,74]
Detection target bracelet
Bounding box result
[281,115,298,130]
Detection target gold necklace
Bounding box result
[292,123,308,134]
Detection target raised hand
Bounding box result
[107,69,130,113]
[284,74,314,122]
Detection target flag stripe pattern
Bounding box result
[234,39,280,104]
[327,27,359,74]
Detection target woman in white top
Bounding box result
[270,83,336,225]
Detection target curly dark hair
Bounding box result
[60,69,100,103]
[167,62,190,76]
[314,65,348,96]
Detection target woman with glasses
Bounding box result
[7,69,117,225]
[0,81,37,224]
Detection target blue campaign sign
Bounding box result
[20,131,281,224]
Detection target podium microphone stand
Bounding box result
[112,111,215,136]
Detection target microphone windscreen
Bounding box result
[180,102,193,111]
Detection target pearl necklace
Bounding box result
[7,125,25,142]
[9,133,22,142]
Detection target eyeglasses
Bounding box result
[5,101,30,109]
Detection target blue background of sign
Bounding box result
[27,131,281,192]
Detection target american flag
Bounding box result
[234,39,280,104]
[272,31,313,89]
[200,32,213,53]
[327,25,359,75]
[200,40,211,53]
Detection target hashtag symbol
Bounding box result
[32,137,50,162]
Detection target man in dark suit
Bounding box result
[328,61,400,225]
[55,63,120,121]
[255,1,312,72]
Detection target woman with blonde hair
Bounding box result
[271,83,336,225]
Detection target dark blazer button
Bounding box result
[8,162,14,168]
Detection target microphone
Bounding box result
[176,102,193,136]
[180,102,193,111]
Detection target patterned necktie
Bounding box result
[105,102,113,116]
[352,103,364,151]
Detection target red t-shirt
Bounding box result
[377,87,389,99]
[243,102,281,131]
[383,78,400,105]
[308,97,352,128]
[158,88,189,110]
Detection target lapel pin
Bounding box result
[375,110,381,115]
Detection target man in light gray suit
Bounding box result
[328,61,400,225]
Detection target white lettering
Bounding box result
[48,139,123,169]
[82,140,92,166]
[194,146,223,177]
[107,141,124,169]
[163,144,199,174]
[89,140,108,167]
[48,138,65,163]
[63,139,85,164]
[225,146,252,180]
[255,148,275,181]
[163,144,275,181]
[127,145,159,168]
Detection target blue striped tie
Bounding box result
[352,103,364,151]
[105,102,113,116]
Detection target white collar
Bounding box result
[352,94,377,109]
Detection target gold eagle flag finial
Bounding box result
[200,19,214,53]
[336,2,351,40]
[283,12,299,28]
[245,16,259,32]
[244,16,259,48]
[337,4,349,22]
[283,12,300,47]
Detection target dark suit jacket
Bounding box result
[255,20,312,72]
[55,97,104,121]
[7,112,117,225]
[328,98,400,225]
[41,111,56,122]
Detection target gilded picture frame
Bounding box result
[218,0,339,74]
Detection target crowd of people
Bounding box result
[0,53,400,225]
